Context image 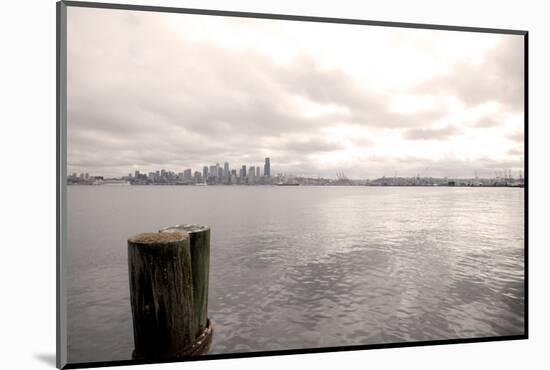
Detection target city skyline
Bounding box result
[67,8,524,179]
[68,155,524,186]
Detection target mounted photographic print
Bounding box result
[56,1,527,368]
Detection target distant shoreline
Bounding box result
[66,183,524,188]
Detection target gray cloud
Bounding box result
[508,147,524,156]
[415,36,524,112]
[469,116,505,129]
[276,57,448,128]
[506,131,524,143]
[66,8,524,179]
[279,137,346,154]
[403,125,461,140]
[67,9,414,176]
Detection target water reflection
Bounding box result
[67,186,524,363]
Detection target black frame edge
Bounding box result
[523,32,529,338]
[56,2,61,368]
[57,1,68,369]
[62,0,527,35]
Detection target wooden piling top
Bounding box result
[129,231,188,244]
[160,224,210,234]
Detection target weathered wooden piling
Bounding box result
[128,231,195,359]
[128,225,213,360]
[160,224,211,340]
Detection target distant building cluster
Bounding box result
[67,172,104,185]
[125,157,272,185]
[366,172,524,187]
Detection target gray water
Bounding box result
[66,186,524,363]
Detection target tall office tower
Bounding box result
[209,165,217,179]
[223,162,230,184]
[242,165,247,177]
[223,162,229,177]
[203,166,208,180]
[264,157,271,177]
[183,168,192,179]
[248,165,256,184]
[218,167,223,180]
[256,166,260,177]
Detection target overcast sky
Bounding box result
[67,7,524,179]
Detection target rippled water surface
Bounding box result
[66,186,524,363]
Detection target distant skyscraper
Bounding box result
[264,157,271,177]
[256,166,260,177]
[248,166,256,184]
[183,168,192,179]
[203,166,208,179]
[222,162,230,184]
[242,165,247,177]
